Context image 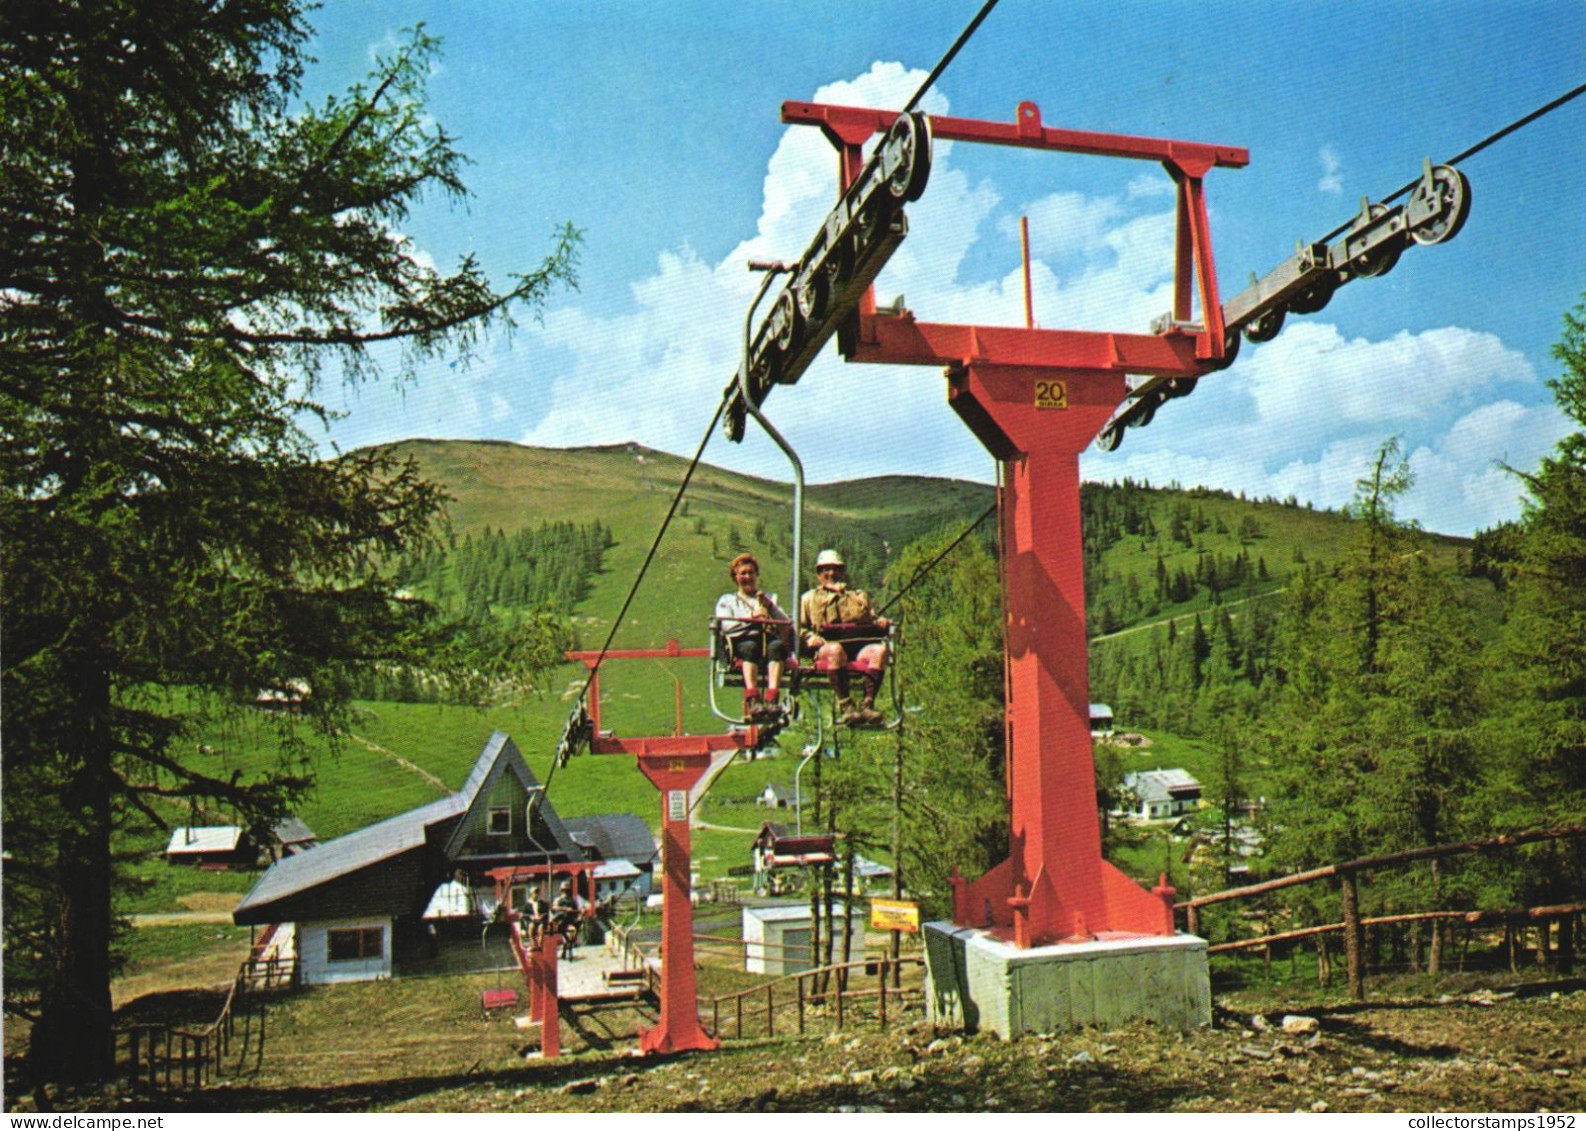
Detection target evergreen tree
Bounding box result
[0,4,577,1083]
[1267,442,1481,894]
[1481,292,1586,915]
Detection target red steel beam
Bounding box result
[782,99,1247,175]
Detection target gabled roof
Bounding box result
[234,731,575,926]
[563,814,657,865]
[232,793,465,923]
[1123,768,1203,804]
[439,730,580,863]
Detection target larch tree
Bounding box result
[0,1,577,1084]
[1481,292,1586,949]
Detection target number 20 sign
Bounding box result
[1034,379,1068,410]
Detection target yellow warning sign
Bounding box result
[870,898,920,933]
[1034,378,1068,410]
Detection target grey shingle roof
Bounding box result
[233,793,464,922]
[562,814,657,865]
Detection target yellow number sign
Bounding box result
[870,898,920,933]
[1034,378,1068,409]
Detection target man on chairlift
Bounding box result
[800,549,891,726]
[714,552,791,723]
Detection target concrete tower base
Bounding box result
[923,922,1211,1037]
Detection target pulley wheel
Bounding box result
[884,111,933,203]
[1130,395,1159,429]
[1163,376,1200,398]
[1244,306,1285,343]
[1349,203,1404,278]
[796,268,831,324]
[1411,165,1472,246]
[1095,425,1123,453]
[769,288,801,354]
[1288,273,1338,314]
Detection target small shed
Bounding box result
[1089,703,1115,737]
[166,826,254,868]
[742,901,861,976]
[269,816,318,860]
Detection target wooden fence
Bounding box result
[1179,824,1586,1000]
[122,952,296,1092]
[702,956,926,1041]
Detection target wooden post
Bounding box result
[878,960,888,1028]
[1186,903,1201,939]
[766,984,775,1037]
[1340,872,1365,1001]
[797,974,805,1035]
[1559,912,1576,975]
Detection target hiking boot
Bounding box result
[855,703,884,726]
[836,696,860,725]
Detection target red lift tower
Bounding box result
[721,90,1466,1032]
[564,641,761,1054]
[776,99,1245,948]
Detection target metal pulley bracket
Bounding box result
[1096,161,1471,452]
[724,111,933,442]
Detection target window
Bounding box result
[488,805,511,835]
[327,926,383,962]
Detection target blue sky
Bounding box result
[305,1,1585,537]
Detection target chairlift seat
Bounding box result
[481,988,520,1012]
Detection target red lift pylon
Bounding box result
[773,100,1246,947]
[565,642,759,1052]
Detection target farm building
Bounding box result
[756,782,796,809]
[1120,768,1204,821]
[166,826,255,868]
[232,730,647,985]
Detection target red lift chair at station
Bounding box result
[778,99,1248,946]
[562,640,768,1053]
[487,861,601,1058]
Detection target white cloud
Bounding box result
[1085,323,1559,535]
[506,62,1562,537]
[1318,145,1343,194]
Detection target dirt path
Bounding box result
[1090,588,1287,644]
[349,731,450,793]
[127,911,236,927]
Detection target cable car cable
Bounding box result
[901,0,1002,116]
[540,392,729,797]
[1318,80,1586,245]
[877,500,999,618]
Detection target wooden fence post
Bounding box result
[1340,871,1365,1001]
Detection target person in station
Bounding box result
[524,883,550,948]
[714,552,791,722]
[800,548,890,725]
[551,879,579,959]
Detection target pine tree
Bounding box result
[0,4,577,1083]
